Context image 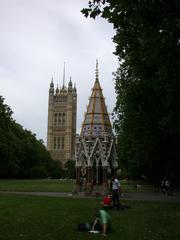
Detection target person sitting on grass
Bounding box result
[91,209,111,236]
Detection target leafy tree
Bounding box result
[63,160,76,179]
[0,96,62,179]
[82,1,180,183]
[45,160,64,179]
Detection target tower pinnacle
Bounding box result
[56,84,59,95]
[68,76,73,91]
[95,59,99,81]
[49,77,54,94]
[50,77,54,88]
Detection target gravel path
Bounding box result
[0,191,180,203]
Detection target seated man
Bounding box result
[91,209,111,236]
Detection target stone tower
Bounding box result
[75,61,118,194]
[47,69,77,166]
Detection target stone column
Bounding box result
[76,167,81,184]
[103,167,107,184]
[86,167,93,194]
[87,167,91,183]
[96,166,99,184]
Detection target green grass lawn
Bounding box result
[0,179,75,192]
[0,179,153,193]
[0,193,179,240]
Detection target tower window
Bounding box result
[54,137,57,149]
[62,113,66,126]
[54,113,57,126]
[54,136,65,150]
[62,136,64,149]
[58,113,62,126]
[57,137,60,149]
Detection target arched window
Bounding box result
[98,160,103,185]
[93,159,97,184]
[62,113,66,126]
[58,113,62,126]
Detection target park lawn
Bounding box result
[0,179,153,193]
[0,194,179,240]
[0,179,75,192]
[121,183,153,193]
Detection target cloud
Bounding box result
[0,0,118,143]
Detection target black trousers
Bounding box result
[112,189,120,208]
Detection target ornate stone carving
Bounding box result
[75,61,118,194]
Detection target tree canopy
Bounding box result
[0,96,62,179]
[82,0,180,183]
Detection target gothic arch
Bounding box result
[79,152,87,167]
[91,153,103,185]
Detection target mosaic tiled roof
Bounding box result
[81,61,112,137]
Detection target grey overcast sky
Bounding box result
[0,0,118,144]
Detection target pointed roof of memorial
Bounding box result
[81,60,112,137]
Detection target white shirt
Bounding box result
[112,178,120,190]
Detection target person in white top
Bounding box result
[112,176,120,209]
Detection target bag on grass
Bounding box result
[76,222,90,232]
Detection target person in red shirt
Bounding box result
[102,195,113,209]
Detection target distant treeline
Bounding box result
[0,96,75,179]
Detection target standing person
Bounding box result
[112,176,120,209]
[165,180,171,195]
[91,209,111,236]
[161,179,166,194]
